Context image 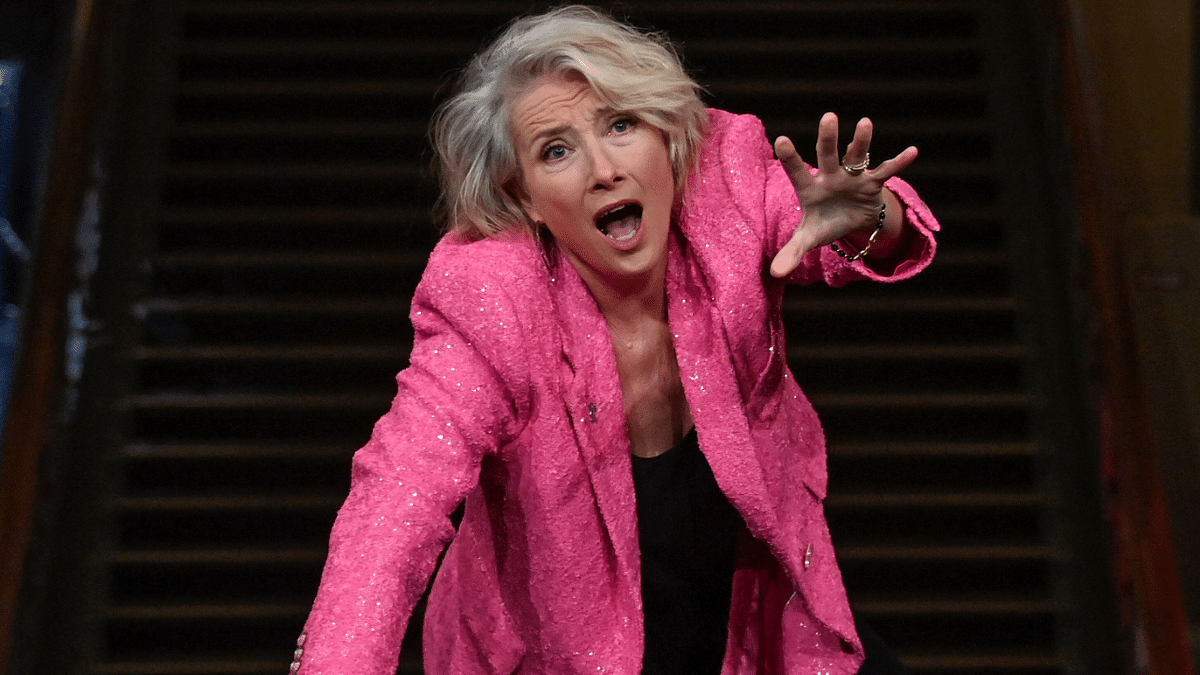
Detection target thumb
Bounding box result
[770,229,810,278]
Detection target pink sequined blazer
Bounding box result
[294,110,939,674]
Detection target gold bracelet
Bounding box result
[830,202,886,262]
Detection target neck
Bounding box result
[578,260,667,330]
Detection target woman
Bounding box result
[292,6,937,675]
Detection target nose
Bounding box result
[587,141,623,191]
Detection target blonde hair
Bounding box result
[431,5,708,239]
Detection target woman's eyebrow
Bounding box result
[528,124,572,147]
[524,106,621,151]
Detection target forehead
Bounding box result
[511,74,606,140]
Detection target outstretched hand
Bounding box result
[769,112,918,277]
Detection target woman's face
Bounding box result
[512,73,675,292]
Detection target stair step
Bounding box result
[810,392,1030,409]
[785,296,1014,313]
[105,603,310,620]
[127,392,389,411]
[134,345,409,362]
[150,251,427,269]
[854,598,1058,616]
[160,205,426,225]
[179,37,477,56]
[95,659,285,675]
[110,548,326,565]
[837,544,1053,561]
[95,654,423,675]
[706,78,987,97]
[922,204,1001,222]
[688,36,979,56]
[136,297,409,315]
[117,495,343,511]
[901,652,1064,671]
[122,442,352,459]
[163,162,421,180]
[828,441,1036,457]
[172,120,425,138]
[176,80,437,97]
[927,250,1009,266]
[792,343,1023,361]
[182,0,976,19]
[827,491,1042,508]
[178,36,978,59]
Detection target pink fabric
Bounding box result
[295,109,939,674]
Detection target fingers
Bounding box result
[815,111,919,180]
[815,112,841,174]
[774,135,805,175]
[774,135,813,191]
[784,114,916,180]
[870,145,919,181]
[842,117,873,169]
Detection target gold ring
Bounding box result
[842,154,870,175]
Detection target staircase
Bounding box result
[27,1,1115,674]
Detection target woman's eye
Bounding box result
[542,144,568,161]
[611,118,635,133]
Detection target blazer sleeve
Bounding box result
[293,243,532,674]
[707,109,941,287]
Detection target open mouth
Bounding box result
[595,203,643,242]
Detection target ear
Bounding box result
[508,181,543,226]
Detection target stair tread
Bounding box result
[163,162,422,179]
[172,120,426,137]
[151,251,428,268]
[827,490,1043,508]
[133,344,410,361]
[784,295,1015,313]
[104,602,311,619]
[95,659,287,675]
[810,391,1031,407]
[127,392,389,410]
[900,652,1064,669]
[117,494,344,510]
[160,205,427,224]
[828,441,1036,457]
[854,597,1060,615]
[122,442,352,458]
[836,543,1054,560]
[136,297,409,314]
[791,343,1023,360]
[180,35,978,56]
[110,547,327,564]
[176,79,439,96]
[183,1,978,18]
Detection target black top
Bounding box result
[631,427,744,675]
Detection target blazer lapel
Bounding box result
[546,251,643,593]
[664,226,781,543]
